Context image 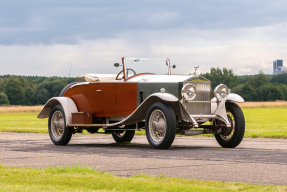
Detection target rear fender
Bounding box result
[37,97,78,126]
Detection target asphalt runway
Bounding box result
[1,132,287,185]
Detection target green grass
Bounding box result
[0,113,47,133]
[0,165,286,191]
[243,107,287,139]
[1,107,287,138]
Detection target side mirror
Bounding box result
[114,63,120,67]
[172,65,176,69]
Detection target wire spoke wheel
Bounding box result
[149,109,167,143]
[48,105,73,145]
[51,110,65,139]
[215,102,245,148]
[146,102,176,149]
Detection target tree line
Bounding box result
[0,75,84,106]
[201,68,287,101]
[1,69,287,106]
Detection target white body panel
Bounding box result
[37,97,78,126]
[211,93,244,114]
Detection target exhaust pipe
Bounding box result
[183,130,212,136]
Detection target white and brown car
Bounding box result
[38,58,245,149]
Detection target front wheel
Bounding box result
[215,102,245,148]
[145,102,176,149]
[48,104,73,145]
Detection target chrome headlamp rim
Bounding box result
[214,84,230,100]
[181,83,197,101]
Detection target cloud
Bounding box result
[1,0,287,76]
[237,68,252,75]
[1,22,287,77]
[1,0,287,45]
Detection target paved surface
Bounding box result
[1,132,287,185]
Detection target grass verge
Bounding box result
[0,113,47,133]
[0,165,286,192]
[1,107,287,138]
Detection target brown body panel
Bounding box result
[63,82,137,117]
[72,112,93,124]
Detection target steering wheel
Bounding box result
[116,68,136,80]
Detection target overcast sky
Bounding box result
[1,0,287,77]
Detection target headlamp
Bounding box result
[214,84,230,100]
[181,83,197,101]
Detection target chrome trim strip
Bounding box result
[186,101,217,103]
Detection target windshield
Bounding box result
[123,58,172,78]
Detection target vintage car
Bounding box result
[38,57,245,149]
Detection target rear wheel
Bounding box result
[145,102,176,149]
[48,104,73,145]
[215,102,245,148]
[112,130,135,143]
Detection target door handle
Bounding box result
[97,89,102,92]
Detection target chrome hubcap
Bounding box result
[51,110,65,139]
[220,110,235,140]
[149,109,167,142]
[114,131,125,137]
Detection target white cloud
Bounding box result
[1,1,287,76]
[237,68,252,75]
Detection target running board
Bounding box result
[67,124,107,128]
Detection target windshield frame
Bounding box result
[121,57,171,81]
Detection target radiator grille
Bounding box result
[185,82,211,115]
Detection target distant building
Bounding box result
[273,60,287,74]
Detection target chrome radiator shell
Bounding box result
[183,79,211,115]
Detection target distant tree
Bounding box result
[35,79,66,104]
[51,80,67,97]
[270,73,287,85]
[0,92,9,106]
[36,88,49,104]
[4,77,24,105]
[255,71,268,87]
[237,75,249,85]
[241,83,256,101]
[202,67,237,89]
[23,88,35,106]
[0,78,4,92]
[231,84,244,95]
[222,68,238,89]
[68,77,85,84]
[246,76,256,89]
[274,84,287,101]
[256,85,284,101]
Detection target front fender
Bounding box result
[211,93,244,114]
[117,93,191,125]
[37,97,78,126]
[226,93,244,103]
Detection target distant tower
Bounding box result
[273,61,277,72]
[273,60,284,74]
[277,60,283,71]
